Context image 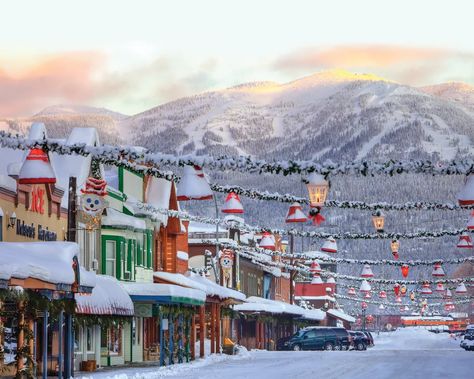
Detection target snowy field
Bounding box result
[79,328,473,379]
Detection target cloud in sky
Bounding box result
[274,45,474,86]
[1,45,473,118]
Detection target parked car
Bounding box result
[280,327,352,351]
[362,331,374,347]
[460,328,474,351]
[348,331,369,350]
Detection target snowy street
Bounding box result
[79,329,474,379]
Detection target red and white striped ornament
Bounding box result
[18,148,56,184]
[457,232,473,249]
[177,165,213,201]
[321,237,337,254]
[222,192,244,214]
[359,280,371,293]
[259,232,275,250]
[379,290,387,299]
[431,263,445,277]
[458,175,474,207]
[421,283,432,295]
[285,202,307,223]
[360,264,374,278]
[455,282,467,294]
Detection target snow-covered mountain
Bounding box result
[126,69,474,161]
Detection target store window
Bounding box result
[101,325,122,356]
[105,240,116,277]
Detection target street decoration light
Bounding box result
[306,173,329,225]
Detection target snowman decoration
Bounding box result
[80,177,108,229]
[220,249,234,288]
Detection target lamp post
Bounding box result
[361,302,368,332]
[285,203,307,304]
[372,210,385,232]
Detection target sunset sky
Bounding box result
[1,0,473,117]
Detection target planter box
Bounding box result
[80,360,97,372]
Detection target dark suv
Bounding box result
[362,331,374,347]
[283,327,351,351]
[349,331,369,350]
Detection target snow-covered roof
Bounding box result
[177,251,189,261]
[154,271,207,292]
[186,272,246,301]
[301,309,326,321]
[188,221,227,234]
[326,309,355,323]
[0,242,85,286]
[234,296,306,316]
[295,295,336,302]
[102,207,147,230]
[76,275,134,316]
[121,282,206,305]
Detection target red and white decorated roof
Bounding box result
[222,192,244,214]
[18,148,56,185]
[457,232,473,248]
[458,175,474,207]
[285,202,307,223]
[360,264,374,278]
[321,237,337,253]
[177,165,213,201]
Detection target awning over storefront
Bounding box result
[122,282,206,306]
[234,296,307,316]
[153,271,246,303]
[76,275,134,316]
[0,242,95,292]
[327,308,355,323]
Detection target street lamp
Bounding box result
[372,210,385,232]
[306,173,329,225]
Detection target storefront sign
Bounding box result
[134,303,153,318]
[30,186,45,214]
[16,220,57,241]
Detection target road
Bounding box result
[79,329,474,379]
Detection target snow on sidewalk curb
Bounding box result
[79,348,251,379]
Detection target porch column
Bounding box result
[63,313,73,378]
[199,306,205,358]
[159,311,165,366]
[210,304,215,354]
[190,313,196,361]
[215,304,221,354]
[57,310,64,379]
[95,325,101,368]
[255,320,260,349]
[28,319,35,374]
[177,313,183,364]
[168,312,174,366]
[17,300,25,374]
[42,308,49,379]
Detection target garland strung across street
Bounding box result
[334,293,472,307]
[319,270,474,285]
[136,201,472,241]
[211,184,474,211]
[216,240,474,267]
[2,132,474,177]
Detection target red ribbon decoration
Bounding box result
[309,206,325,226]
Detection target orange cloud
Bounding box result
[274,45,447,70]
[0,52,105,117]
